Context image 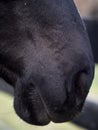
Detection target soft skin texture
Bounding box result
[0,0,94,126]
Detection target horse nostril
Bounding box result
[74,70,89,106]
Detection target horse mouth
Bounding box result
[14,97,81,126]
[14,83,85,126]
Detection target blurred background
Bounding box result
[75,0,98,18]
[0,0,98,130]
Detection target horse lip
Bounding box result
[30,85,77,123]
[34,86,52,120]
[14,82,85,125]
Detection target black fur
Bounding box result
[0,0,94,126]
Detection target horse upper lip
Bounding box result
[34,86,52,120]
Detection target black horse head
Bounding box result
[0,0,94,126]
